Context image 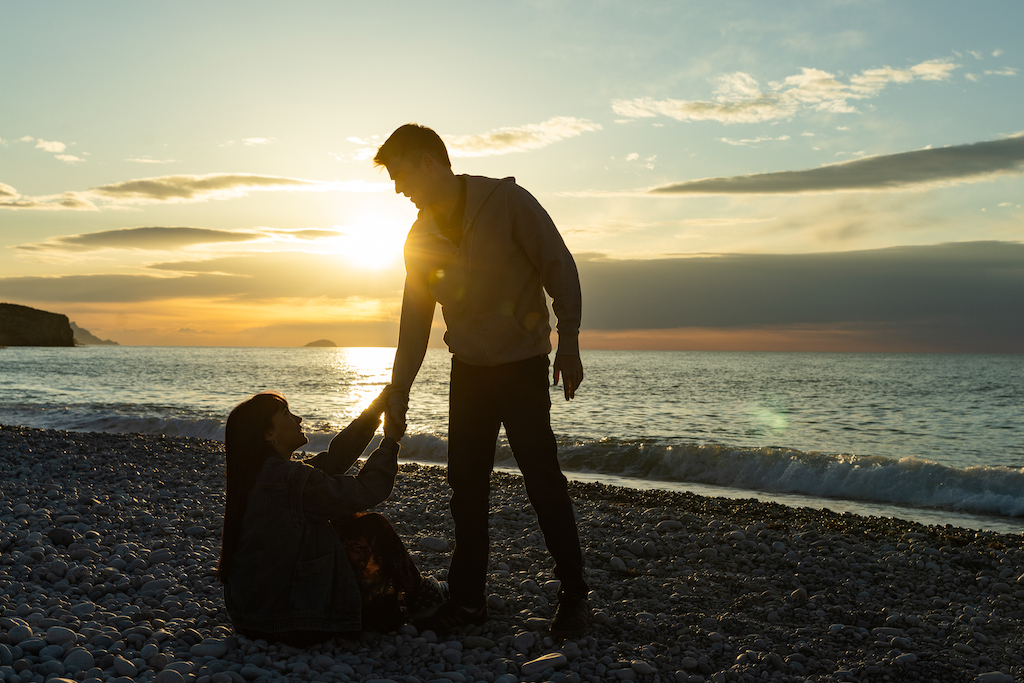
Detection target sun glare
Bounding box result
[329,215,407,270]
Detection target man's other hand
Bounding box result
[553,354,584,401]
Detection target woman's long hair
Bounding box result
[217,391,288,583]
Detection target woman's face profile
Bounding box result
[265,405,309,456]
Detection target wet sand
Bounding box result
[1,425,1022,683]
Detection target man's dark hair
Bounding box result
[374,123,451,169]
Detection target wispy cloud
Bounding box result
[220,137,277,147]
[444,117,603,157]
[90,173,329,202]
[126,157,181,164]
[649,134,1024,195]
[0,174,388,211]
[0,185,98,211]
[262,228,345,240]
[54,154,83,164]
[985,67,1018,77]
[16,226,263,252]
[719,135,791,147]
[0,252,402,303]
[613,58,958,124]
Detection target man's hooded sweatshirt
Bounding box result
[403,174,581,367]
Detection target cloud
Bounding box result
[35,139,66,153]
[444,117,603,157]
[985,67,1018,76]
[0,174,387,211]
[126,157,180,164]
[90,173,330,202]
[575,241,1024,352]
[649,134,1024,195]
[613,58,958,124]
[15,226,263,252]
[0,251,403,303]
[262,228,345,240]
[0,185,98,211]
[54,154,83,164]
[220,138,277,147]
[719,135,791,147]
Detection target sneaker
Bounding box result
[549,595,591,639]
[405,576,449,621]
[417,600,487,633]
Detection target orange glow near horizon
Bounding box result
[15,295,1003,353]
[45,296,401,347]
[578,326,942,353]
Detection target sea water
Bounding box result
[2,346,1022,533]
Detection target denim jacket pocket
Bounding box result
[290,553,334,612]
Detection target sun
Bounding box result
[328,215,407,270]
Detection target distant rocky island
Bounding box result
[0,303,119,346]
[303,339,336,347]
[70,321,119,345]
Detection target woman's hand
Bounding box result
[363,385,391,421]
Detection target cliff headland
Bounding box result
[0,303,74,347]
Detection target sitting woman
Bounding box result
[217,388,446,646]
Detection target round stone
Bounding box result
[6,625,33,645]
[113,655,138,677]
[632,660,657,674]
[45,626,78,646]
[190,641,228,658]
[47,528,76,546]
[63,647,95,671]
[513,631,536,650]
[155,670,185,683]
[417,536,448,551]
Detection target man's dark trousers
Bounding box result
[446,354,588,608]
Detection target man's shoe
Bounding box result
[549,595,591,639]
[416,600,487,634]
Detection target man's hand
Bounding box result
[384,391,409,440]
[552,354,584,401]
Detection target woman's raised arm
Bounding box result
[306,387,391,475]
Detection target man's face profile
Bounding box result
[385,153,434,210]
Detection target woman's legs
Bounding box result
[332,513,445,629]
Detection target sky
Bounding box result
[2,1,1022,352]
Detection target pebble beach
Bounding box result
[2,425,1023,683]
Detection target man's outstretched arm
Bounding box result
[387,272,435,439]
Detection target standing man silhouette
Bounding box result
[374,124,590,638]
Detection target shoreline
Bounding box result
[2,425,1023,683]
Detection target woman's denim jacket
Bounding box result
[223,415,399,634]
